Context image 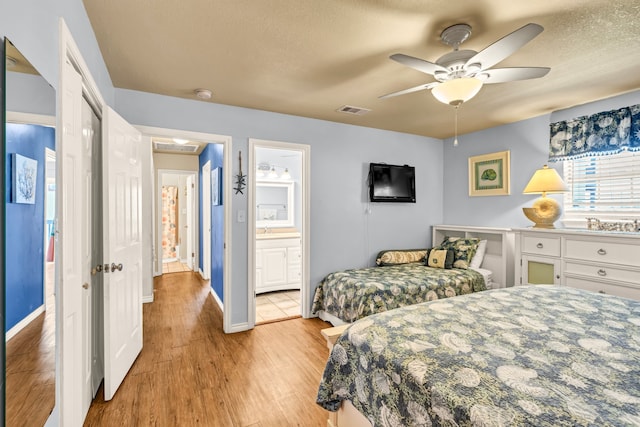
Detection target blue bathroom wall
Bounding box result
[5,123,55,331]
[198,143,224,303]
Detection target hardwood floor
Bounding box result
[5,262,55,427]
[84,272,332,426]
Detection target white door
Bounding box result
[59,59,92,424]
[102,106,143,400]
[202,162,211,279]
[186,174,194,270]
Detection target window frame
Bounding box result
[560,150,640,229]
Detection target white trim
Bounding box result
[135,125,233,334]
[6,111,56,127]
[142,295,154,304]
[226,322,251,333]
[210,288,224,311]
[5,305,45,341]
[248,138,311,331]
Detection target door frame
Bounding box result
[136,125,233,331]
[248,139,311,328]
[156,169,198,272]
[56,18,106,426]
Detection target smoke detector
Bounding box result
[194,88,212,100]
[5,56,17,69]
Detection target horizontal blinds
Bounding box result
[564,151,640,211]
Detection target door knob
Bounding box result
[82,283,89,289]
[91,264,103,276]
[111,263,124,272]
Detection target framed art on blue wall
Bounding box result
[12,153,38,204]
[468,150,510,196]
[212,166,222,205]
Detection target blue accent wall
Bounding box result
[199,143,224,302]
[5,123,55,331]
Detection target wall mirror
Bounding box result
[256,180,294,228]
[4,38,57,425]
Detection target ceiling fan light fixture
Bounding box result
[431,77,483,106]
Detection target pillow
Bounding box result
[469,239,487,269]
[426,249,454,269]
[436,236,480,269]
[376,249,427,266]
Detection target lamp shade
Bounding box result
[432,77,483,106]
[523,165,568,195]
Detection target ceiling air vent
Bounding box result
[336,105,371,116]
[153,141,200,153]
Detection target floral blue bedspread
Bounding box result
[311,263,485,323]
[317,286,640,427]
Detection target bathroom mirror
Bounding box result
[256,181,294,228]
[4,38,57,425]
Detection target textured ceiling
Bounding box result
[83,0,640,140]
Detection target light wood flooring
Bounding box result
[84,272,331,426]
[5,262,55,427]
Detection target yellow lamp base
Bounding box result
[523,196,561,229]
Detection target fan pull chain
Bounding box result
[453,105,459,147]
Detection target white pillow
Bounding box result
[469,239,487,269]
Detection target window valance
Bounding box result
[548,104,640,162]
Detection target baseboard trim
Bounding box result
[6,305,45,341]
[210,288,223,311]
[227,321,251,333]
[142,295,154,304]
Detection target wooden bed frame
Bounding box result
[318,225,516,426]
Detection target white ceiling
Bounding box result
[83,0,640,140]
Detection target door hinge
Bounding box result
[191,183,195,188]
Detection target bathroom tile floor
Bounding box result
[256,290,301,324]
[163,261,191,274]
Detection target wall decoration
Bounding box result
[212,167,222,205]
[12,153,38,204]
[468,150,510,196]
[234,151,246,194]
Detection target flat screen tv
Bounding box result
[369,163,416,203]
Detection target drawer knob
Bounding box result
[536,243,543,249]
[598,290,606,294]
[597,269,607,276]
[597,248,607,255]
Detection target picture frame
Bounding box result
[12,153,38,204]
[212,167,222,205]
[468,150,510,196]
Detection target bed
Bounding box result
[311,262,489,325]
[317,285,640,427]
[312,225,514,325]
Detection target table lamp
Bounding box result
[522,165,568,228]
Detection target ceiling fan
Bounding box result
[380,23,550,105]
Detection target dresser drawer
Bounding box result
[522,235,561,257]
[564,261,640,285]
[564,277,640,301]
[564,238,640,267]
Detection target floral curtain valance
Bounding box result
[548,104,640,162]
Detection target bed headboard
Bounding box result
[432,225,515,288]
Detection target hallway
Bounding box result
[84,272,330,426]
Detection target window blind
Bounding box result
[563,151,640,212]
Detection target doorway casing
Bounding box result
[248,138,311,328]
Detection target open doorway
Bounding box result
[157,170,197,274]
[249,139,310,327]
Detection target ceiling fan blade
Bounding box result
[465,23,544,70]
[379,82,439,99]
[390,54,448,76]
[481,67,550,84]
